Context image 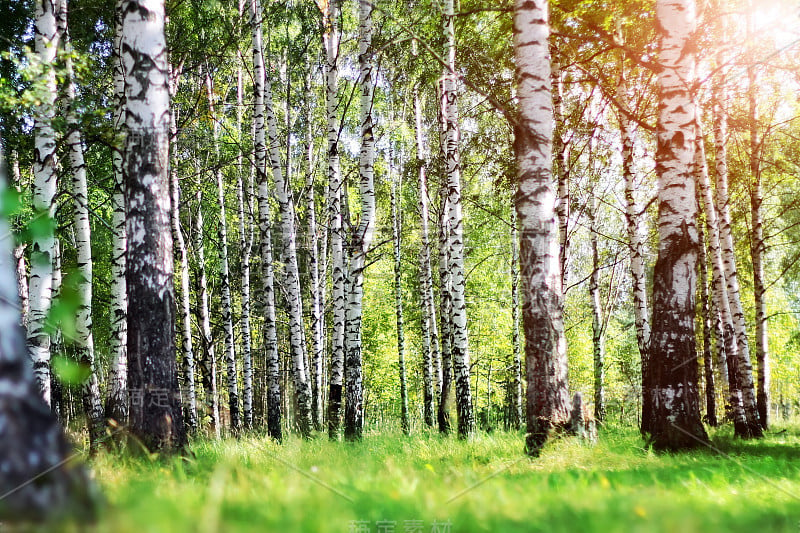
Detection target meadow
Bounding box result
[59,422,800,532]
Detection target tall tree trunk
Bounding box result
[29,0,62,406]
[61,4,104,450]
[343,0,377,440]
[205,73,241,434]
[122,0,186,452]
[304,70,325,432]
[106,0,128,427]
[550,44,569,293]
[237,31,254,431]
[415,84,438,428]
[437,174,453,434]
[442,0,474,439]
[646,0,707,451]
[320,0,346,440]
[697,218,717,426]
[391,144,410,435]
[252,0,282,441]
[746,25,769,429]
[194,187,219,438]
[513,0,571,455]
[696,112,751,437]
[509,205,522,430]
[619,72,653,435]
[262,41,313,441]
[0,140,96,521]
[588,188,605,423]
[169,89,197,434]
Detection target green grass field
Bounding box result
[70,423,800,532]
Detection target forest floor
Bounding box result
[61,422,800,531]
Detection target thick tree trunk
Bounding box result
[343,0,377,440]
[442,0,474,439]
[321,0,345,440]
[122,0,186,452]
[252,0,282,441]
[391,148,410,435]
[29,0,62,406]
[646,0,707,451]
[61,8,104,451]
[513,0,571,455]
[0,141,96,521]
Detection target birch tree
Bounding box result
[343,0,377,440]
[106,0,128,427]
[391,141,409,435]
[441,0,474,439]
[646,0,707,450]
[122,0,186,452]
[60,0,104,450]
[513,0,571,455]
[28,0,62,406]
[205,72,240,434]
[415,80,438,428]
[695,111,754,437]
[319,0,346,440]
[252,0,282,441]
[236,25,255,430]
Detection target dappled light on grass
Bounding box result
[82,424,800,532]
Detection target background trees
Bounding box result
[1,0,800,452]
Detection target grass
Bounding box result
[54,422,800,531]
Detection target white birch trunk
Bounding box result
[121,0,185,451]
[647,0,707,450]
[252,0,282,440]
[262,38,313,440]
[28,0,62,406]
[415,85,437,428]
[60,4,104,449]
[305,93,325,432]
[321,0,346,440]
[106,0,128,427]
[343,0,377,440]
[747,38,769,430]
[442,0,474,439]
[391,145,410,434]
[204,73,240,434]
[236,32,254,430]
[513,0,571,454]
